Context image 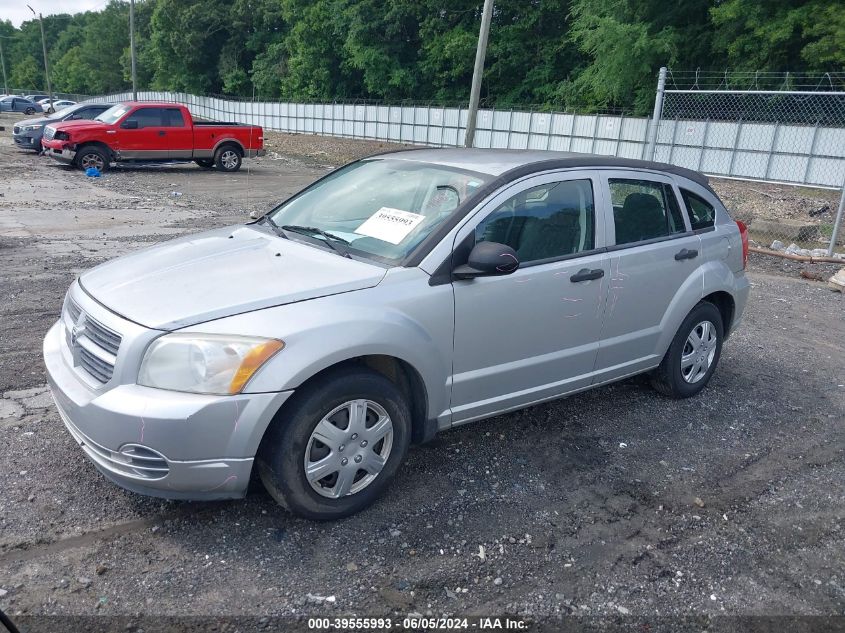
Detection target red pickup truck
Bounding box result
[41,102,264,172]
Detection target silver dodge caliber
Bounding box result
[44,149,750,519]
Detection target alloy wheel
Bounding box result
[220,150,239,170]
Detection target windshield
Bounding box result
[95,104,130,124]
[268,159,489,263]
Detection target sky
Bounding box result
[1,0,105,27]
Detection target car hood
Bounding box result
[79,225,388,330]
[47,119,108,133]
[14,116,52,128]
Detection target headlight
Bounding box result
[138,334,284,395]
[22,124,43,131]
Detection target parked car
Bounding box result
[25,94,50,102]
[13,102,115,151]
[38,98,77,113]
[41,102,264,172]
[44,149,750,519]
[0,96,43,115]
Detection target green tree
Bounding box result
[711,0,845,71]
[9,54,41,89]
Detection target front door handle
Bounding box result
[674,248,698,261]
[158,130,166,136]
[570,268,605,283]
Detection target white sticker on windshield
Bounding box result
[354,207,425,244]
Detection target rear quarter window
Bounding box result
[681,189,716,231]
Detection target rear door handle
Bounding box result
[570,268,605,282]
[158,130,166,136]
[674,248,698,261]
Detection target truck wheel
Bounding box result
[650,301,723,399]
[256,366,412,520]
[76,146,109,172]
[194,159,214,169]
[214,145,242,172]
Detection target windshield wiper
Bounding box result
[256,214,288,239]
[281,225,351,258]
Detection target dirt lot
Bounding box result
[0,111,843,628]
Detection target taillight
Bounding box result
[736,220,749,269]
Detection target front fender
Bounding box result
[182,273,455,428]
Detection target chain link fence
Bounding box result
[653,71,845,257]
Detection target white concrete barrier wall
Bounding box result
[88,91,845,188]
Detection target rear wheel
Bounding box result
[24,107,35,115]
[76,146,109,172]
[650,301,723,398]
[214,145,242,172]
[257,367,411,520]
[194,158,214,169]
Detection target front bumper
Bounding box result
[45,147,76,164]
[13,133,42,149]
[43,291,292,500]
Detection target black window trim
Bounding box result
[679,187,717,232]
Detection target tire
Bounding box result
[214,144,242,172]
[257,366,412,520]
[75,146,109,172]
[650,301,724,399]
[25,107,35,115]
[194,158,214,169]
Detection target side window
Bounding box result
[125,107,165,128]
[680,189,716,231]
[164,108,185,127]
[78,108,102,120]
[609,178,686,246]
[475,179,595,264]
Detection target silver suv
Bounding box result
[44,149,750,519]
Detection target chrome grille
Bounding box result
[85,319,121,356]
[78,346,113,383]
[64,298,122,384]
[43,126,55,141]
[66,298,82,322]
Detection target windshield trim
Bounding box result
[265,157,493,266]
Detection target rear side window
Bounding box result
[77,108,104,120]
[125,107,166,128]
[609,179,686,245]
[165,108,185,127]
[681,189,716,231]
[476,179,595,264]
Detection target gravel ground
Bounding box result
[1,115,843,629]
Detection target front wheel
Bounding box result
[257,367,411,520]
[25,107,36,115]
[650,301,724,399]
[214,145,242,172]
[75,146,109,172]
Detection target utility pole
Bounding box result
[464,0,494,148]
[129,0,137,100]
[0,38,8,95]
[27,5,53,107]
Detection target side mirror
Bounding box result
[121,119,139,129]
[453,241,520,280]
